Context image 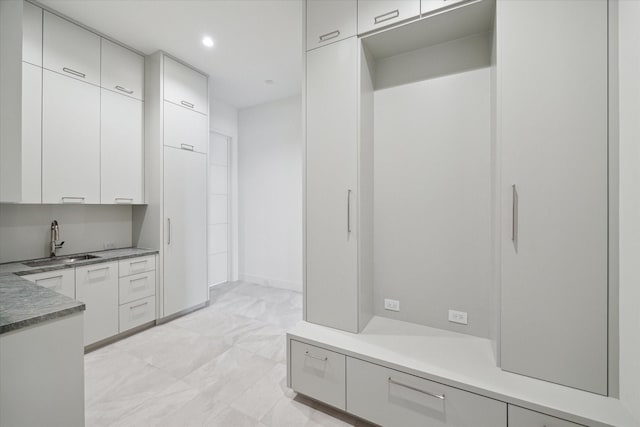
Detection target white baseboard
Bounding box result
[239,274,302,292]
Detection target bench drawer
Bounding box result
[508,405,583,427]
[118,255,155,277]
[346,357,506,427]
[290,340,346,410]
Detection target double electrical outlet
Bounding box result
[384,298,468,325]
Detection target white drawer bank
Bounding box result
[287,317,639,427]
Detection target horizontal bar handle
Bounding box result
[63,67,86,78]
[304,350,328,362]
[388,377,445,400]
[62,197,85,204]
[181,100,195,109]
[36,275,63,285]
[115,198,134,204]
[319,30,340,42]
[115,85,134,94]
[374,9,399,24]
[87,266,109,274]
[129,301,149,310]
[181,143,195,151]
[130,259,148,266]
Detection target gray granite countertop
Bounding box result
[0,247,158,334]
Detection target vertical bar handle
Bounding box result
[167,218,171,245]
[512,184,518,244]
[347,189,352,233]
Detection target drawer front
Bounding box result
[119,295,156,332]
[163,56,208,115]
[22,269,75,299]
[101,38,144,100]
[306,0,357,51]
[508,406,583,427]
[347,357,507,427]
[119,255,156,277]
[290,340,346,410]
[421,0,466,16]
[163,101,208,154]
[357,0,420,35]
[119,271,155,304]
[43,11,100,85]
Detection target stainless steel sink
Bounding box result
[23,254,100,268]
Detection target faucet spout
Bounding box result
[50,220,64,257]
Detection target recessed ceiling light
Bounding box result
[265,79,275,85]
[202,36,214,48]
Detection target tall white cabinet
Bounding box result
[498,0,608,395]
[134,52,209,319]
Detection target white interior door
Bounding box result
[208,132,231,286]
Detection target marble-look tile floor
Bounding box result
[85,281,375,427]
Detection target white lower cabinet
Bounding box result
[508,406,582,427]
[119,271,155,304]
[75,261,118,346]
[346,357,507,427]
[22,269,75,299]
[119,295,155,333]
[290,340,346,410]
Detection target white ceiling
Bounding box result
[37,0,303,109]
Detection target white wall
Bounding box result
[618,0,640,420]
[209,98,239,282]
[0,204,132,263]
[238,95,303,291]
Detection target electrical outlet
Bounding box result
[104,242,115,250]
[448,309,468,325]
[384,299,400,312]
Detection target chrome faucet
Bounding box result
[50,220,65,257]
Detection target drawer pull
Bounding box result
[36,275,63,287]
[130,259,148,266]
[62,196,85,204]
[62,67,86,78]
[115,85,134,94]
[374,9,399,24]
[304,350,328,362]
[181,100,195,109]
[319,30,340,42]
[88,266,109,274]
[129,301,149,310]
[115,197,134,204]
[388,377,445,400]
[181,143,195,151]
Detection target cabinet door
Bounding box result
[306,38,358,332]
[499,0,608,395]
[101,38,144,100]
[21,62,42,203]
[306,0,357,51]
[101,89,143,204]
[163,56,208,115]
[43,11,100,85]
[163,147,208,317]
[76,262,119,346]
[22,1,42,66]
[22,269,75,299]
[42,70,100,204]
[508,406,582,427]
[163,101,208,154]
[357,0,420,35]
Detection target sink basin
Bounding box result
[23,254,100,268]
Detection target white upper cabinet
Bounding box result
[163,101,209,154]
[163,56,208,115]
[22,1,42,66]
[21,63,42,203]
[357,0,420,35]
[43,11,100,85]
[42,69,100,204]
[421,0,465,16]
[101,89,144,204]
[306,0,357,51]
[101,38,144,100]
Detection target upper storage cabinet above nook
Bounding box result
[22,0,42,66]
[163,56,208,115]
[357,0,420,35]
[101,39,144,100]
[43,11,101,85]
[306,0,357,50]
